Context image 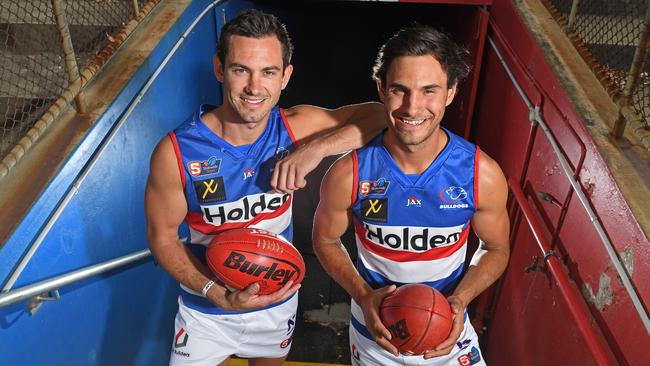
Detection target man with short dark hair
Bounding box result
[145,9,384,366]
[313,25,510,365]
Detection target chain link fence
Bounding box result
[542,0,650,136]
[0,0,160,174]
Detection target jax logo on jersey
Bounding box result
[440,185,469,209]
[202,192,290,226]
[362,223,462,251]
[359,178,390,196]
[188,156,221,177]
[243,169,254,180]
[406,196,422,207]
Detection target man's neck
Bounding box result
[201,106,269,146]
[383,128,448,174]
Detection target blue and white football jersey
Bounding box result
[169,104,296,314]
[349,129,480,335]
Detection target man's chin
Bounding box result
[232,106,265,123]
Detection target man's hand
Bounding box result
[358,284,399,356]
[423,295,466,359]
[213,281,301,311]
[271,141,326,193]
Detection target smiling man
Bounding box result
[312,25,510,366]
[145,9,385,366]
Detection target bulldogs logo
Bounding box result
[440,185,469,209]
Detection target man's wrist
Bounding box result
[201,278,218,297]
[449,291,471,310]
[350,281,373,305]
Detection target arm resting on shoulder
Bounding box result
[272,102,386,192]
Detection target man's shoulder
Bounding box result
[174,103,219,129]
[280,104,324,121]
[444,128,476,153]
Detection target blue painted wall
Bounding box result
[0,1,254,364]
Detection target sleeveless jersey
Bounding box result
[169,104,296,314]
[349,129,479,336]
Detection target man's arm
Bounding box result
[312,154,399,356]
[145,137,299,311]
[425,152,510,358]
[272,102,385,193]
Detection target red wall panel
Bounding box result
[475,1,650,364]
[486,214,601,365]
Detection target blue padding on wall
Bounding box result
[0,0,217,284]
[0,1,257,365]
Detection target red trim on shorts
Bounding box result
[351,150,359,205]
[279,108,297,144]
[474,146,480,210]
[168,132,186,189]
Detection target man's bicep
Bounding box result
[145,138,187,246]
[284,105,342,142]
[313,156,354,243]
[472,154,509,250]
[472,204,509,250]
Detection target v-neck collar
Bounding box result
[194,104,273,159]
[376,128,454,188]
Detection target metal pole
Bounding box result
[131,0,140,20]
[51,0,86,114]
[0,250,151,309]
[567,0,581,32]
[613,3,650,137]
[2,0,224,293]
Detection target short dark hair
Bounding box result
[372,25,470,88]
[216,9,293,69]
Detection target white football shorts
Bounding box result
[349,314,486,366]
[169,294,298,366]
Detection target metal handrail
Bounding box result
[488,34,650,335]
[0,249,151,310]
[509,180,616,365]
[1,0,223,293]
